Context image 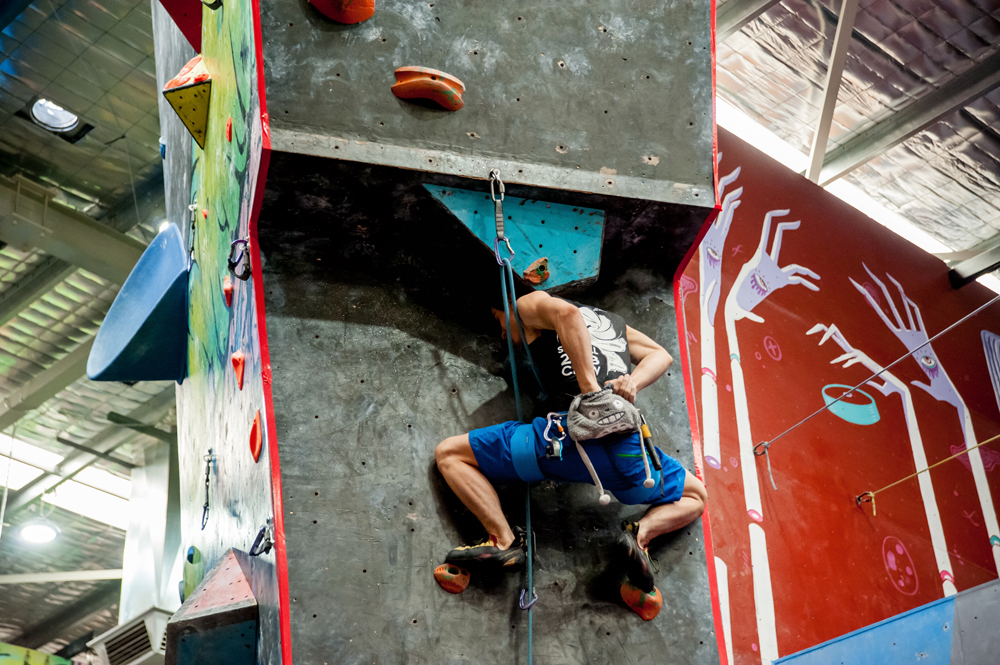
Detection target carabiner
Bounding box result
[519,588,538,610]
[489,168,505,202]
[494,236,515,266]
[228,239,252,281]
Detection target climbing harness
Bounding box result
[753,292,1000,491]
[491,168,536,663]
[201,448,215,530]
[857,431,1000,516]
[228,238,252,281]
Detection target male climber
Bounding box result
[434,291,707,594]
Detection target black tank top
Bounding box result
[527,302,631,411]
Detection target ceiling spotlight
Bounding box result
[31,98,79,132]
[159,220,171,233]
[20,517,60,543]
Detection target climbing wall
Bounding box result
[257,154,718,664]
[258,0,714,206]
[677,128,1000,664]
[161,0,285,662]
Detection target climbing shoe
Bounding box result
[618,521,658,593]
[445,530,525,572]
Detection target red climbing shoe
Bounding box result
[445,532,525,571]
[618,521,658,593]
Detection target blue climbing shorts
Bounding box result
[467,414,688,506]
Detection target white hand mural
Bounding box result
[723,209,821,664]
[729,210,820,324]
[851,267,1000,574]
[808,323,957,596]
[700,166,742,470]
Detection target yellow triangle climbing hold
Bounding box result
[163,55,212,149]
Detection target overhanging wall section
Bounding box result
[258,154,718,664]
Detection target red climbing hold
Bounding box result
[310,0,374,24]
[226,117,232,142]
[202,208,208,219]
[434,563,470,594]
[223,275,234,307]
[620,582,662,621]
[232,350,245,390]
[250,410,262,463]
[391,67,465,112]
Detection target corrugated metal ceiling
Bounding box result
[717,0,1000,251]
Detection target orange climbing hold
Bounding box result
[434,563,470,594]
[310,0,374,24]
[250,410,262,462]
[223,275,234,307]
[620,582,662,621]
[232,350,245,390]
[202,209,208,219]
[523,257,550,285]
[391,67,465,112]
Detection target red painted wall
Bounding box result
[679,127,1000,664]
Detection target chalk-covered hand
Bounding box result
[604,373,637,404]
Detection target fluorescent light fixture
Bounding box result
[716,97,956,257]
[20,517,60,543]
[977,273,1000,295]
[717,98,808,172]
[2,434,132,529]
[0,458,45,491]
[75,467,132,500]
[44,481,130,530]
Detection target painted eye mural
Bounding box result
[705,244,721,269]
[749,272,768,296]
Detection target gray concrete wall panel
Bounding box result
[950,579,1000,665]
[151,0,195,236]
[261,1,714,205]
[258,153,716,663]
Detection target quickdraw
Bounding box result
[228,238,252,281]
[490,169,514,265]
[249,519,274,556]
[201,449,215,530]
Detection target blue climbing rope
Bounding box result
[499,257,535,665]
[492,168,537,663]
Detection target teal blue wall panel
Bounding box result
[426,184,603,292]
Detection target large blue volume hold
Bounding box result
[87,222,189,382]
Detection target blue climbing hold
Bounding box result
[87,222,189,382]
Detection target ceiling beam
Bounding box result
[806,0,860,183]
[7,386,176,513]
[0,175,145,284]
[10,580,121,650]
[948,243,1000,289]
[0,339,94,433]
[56,435,136,470]
[106,412,176,445]
[0,569,124,585]
[717,0,783,40]
[0,256,76,328]
[819,50,1000,185]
